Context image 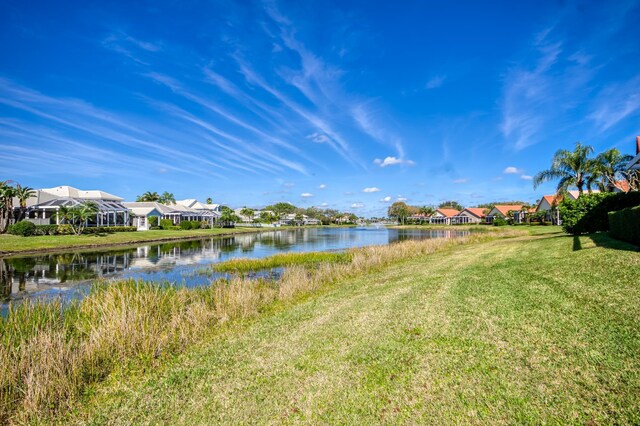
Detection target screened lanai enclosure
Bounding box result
[26,198,130,227]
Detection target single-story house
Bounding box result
[408,213,430,223]
[429,208,460,225]
[487,205,526,223]
[535,195,562,224]
[453,208,486,224]
[22,186,130,227]
[123,202,182,230]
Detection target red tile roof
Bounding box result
[462,207,486,218]
[492,205,525,216]
[613,180,630,193]
[436,208,460,217]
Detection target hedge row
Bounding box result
[7,222,137,237]
[608,206,640,245]
[558,192,640,235]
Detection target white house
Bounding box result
[23,186,130,227]
[123,202,182,230]
[486,205,527,223]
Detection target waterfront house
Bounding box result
[429,208,460,225]
[23,186,130,227]
[487,205,527,223]
[123,202,182,230]
[453,208,486,224]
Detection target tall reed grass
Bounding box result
[0,230,520,423]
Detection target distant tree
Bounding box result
[418,205,436,216]
[438,200,463,211]
[137,191,160,202]
[260,211,276,224]
[533,142,596,196]
[159,191,175,204]
[206,197,213,204]
[240,207,255,222]
[218,206,240,228]
[388,201,410,224]
[14,184,35,222]
[265,202,297,215]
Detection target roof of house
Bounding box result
[436,208,460,217]
[567,189,600,200]
[41,186,123,201]
[461,208,486,218]
[536,195,562,211]
[491,205,525,216]
[613,180,630,193]
[122,202,180,215]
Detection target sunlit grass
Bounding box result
[211,251,352,273]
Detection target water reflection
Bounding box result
[1,227,470,311]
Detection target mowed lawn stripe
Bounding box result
[74,231,640,425]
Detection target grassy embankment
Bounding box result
[3,226,640,424]
[0,226,332,256]
[1,227,504,423]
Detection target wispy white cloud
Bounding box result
[300,192,313,198]
[351,202,364,209]
[363,187,380,193]
[318,183,326,189]
[520,175,533,180]
[453,178,468,184]
[588,76,640,131]
[380,196,392,203]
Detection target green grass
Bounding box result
[0,227,278,255]
[211,251,352,273]
[68,230,640,425]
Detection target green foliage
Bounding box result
[35,224,58,236]
[7,220,36,236]
[559,192,640,235]
[149,216,159,227]
[160,219,173,230]
[608,206,640,245]
[492,217,507,226]
[179,220,192,230]
[56,224,74,235]
[264,202,296,215]
[81,226,137,234]
[438,200,463,210]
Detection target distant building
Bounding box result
[429,208,460,225]
[453,208,486,224]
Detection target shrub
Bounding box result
[55,224,74,235]
[81,226,137,234]
[179,220,192,230]
[148,216,159,227]
[493,217,507,226]
[35,224,58,235]
[7,221,36,236]
[160,219,173,230]
[608,206,640,245]
[559,192,640,235]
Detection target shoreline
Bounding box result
[0,225,355,258]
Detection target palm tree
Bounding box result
[240,207,254,223]
[592,148,634,192]
[159,191,175,204]
[136,191,160,202]
[206,197,213,204]
[0,181,16,233]
[14,184,35,222]
[533,142,596,196]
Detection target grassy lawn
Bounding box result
[0,227,287,255]
[68,229,640,424]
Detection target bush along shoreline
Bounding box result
[0,229,522,423]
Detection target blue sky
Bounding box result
[1,0,639,216]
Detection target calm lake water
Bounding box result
[1,227,470,313]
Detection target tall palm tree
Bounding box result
[0,181,16,233]
[159,191,175,204]
[533,142,596,196]
[592,148,634,192]
[14,184,35,222]
[136,191,160,202]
